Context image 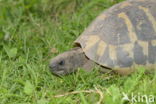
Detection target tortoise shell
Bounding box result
[75,0,156,70]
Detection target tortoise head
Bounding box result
[49,47,88,76]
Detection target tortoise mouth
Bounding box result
[49,65,66,76]
[51,70,65,76]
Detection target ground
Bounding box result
[0,0,156,104]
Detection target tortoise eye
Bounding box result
[59,60,65,65]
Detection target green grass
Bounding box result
[0,0,156,104]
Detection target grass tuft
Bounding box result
[0,0,155,104]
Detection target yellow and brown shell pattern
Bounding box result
[75,0,156,70]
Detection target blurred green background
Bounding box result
[0,0,155,104]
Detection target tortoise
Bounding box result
[49,0,156,76]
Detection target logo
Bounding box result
[122,92,155,104]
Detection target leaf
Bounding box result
[24,80,34,95]
[50,48,58,54]
[37,99,49,104]
[105,85,122,104]
[4,47,17,58]
[80,93,88,104]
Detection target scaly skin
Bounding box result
[49,47,91,76]
[49,47,113,76]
